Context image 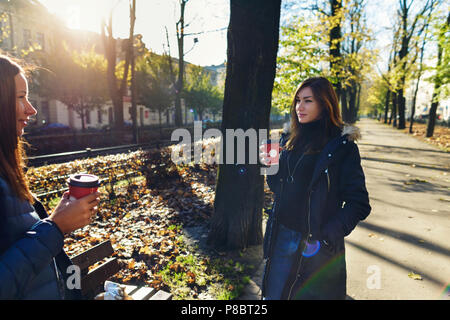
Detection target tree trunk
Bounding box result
[397,87,406,129]
[207,0,281,251]
[129,0,138,144]
[390,91,397,126]
[175,0,187,127]
[427,99,439,137]
[102,13,131,135]
[348,81,357,123]
[329,0,343,102]
[396,0,436,130]
[80,108,86,132]
[158,107,162,139]
[409,78,420,134]
[341,88,349,123]
[356,82,361,120]
[384,89,390,124]
[410,23,429,134]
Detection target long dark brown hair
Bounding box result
[0,55,34,202]
[285,77,344,152]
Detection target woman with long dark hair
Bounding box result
[0,55,100,299]
[260,77,371,299]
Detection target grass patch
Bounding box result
[157,239,255,300]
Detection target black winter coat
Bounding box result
[262,125,371,300]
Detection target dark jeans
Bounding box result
[263,223,302,300]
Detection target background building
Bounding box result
[0,0,223,133]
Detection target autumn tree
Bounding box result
[391,0,438,129]
[207,0,281,251]
[136,52,173,137]
[101,7,133,134]
[365,75,390,118]
[274,0,375,123]
[408,21,431,133]
[312,0,375,123]
[426,11,449,137]
[339,0,375,123]
[272,15,324,113]
[34,44,108,131]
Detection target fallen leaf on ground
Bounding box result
[408,272,423,280]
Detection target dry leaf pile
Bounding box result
[405,122,450,152]
[381,120,450,152]
[27,151,147,202]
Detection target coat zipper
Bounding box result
[286,167,331,299]
[326,168,330,193]
[287,189,312,300]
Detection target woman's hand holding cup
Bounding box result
[259,140,280,166]
[259,144,271,166]
[49,191,101,234]
[49,174,101,234]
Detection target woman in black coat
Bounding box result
[260,77,371,300]
[0,55,100,299]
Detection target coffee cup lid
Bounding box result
[68,174,100,188]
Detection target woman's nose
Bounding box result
[26,101,37,116]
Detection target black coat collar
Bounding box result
[308,134,351,191]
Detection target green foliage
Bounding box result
[273,15,325,114]
[136,51,174,119]
[272,0,377,117]
[364,75,389,116]
[184,65,223,120]
[426,11,450,101]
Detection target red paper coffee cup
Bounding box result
[263,139,280,165]
[68,174,100,200]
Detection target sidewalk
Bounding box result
[239,118,450,300]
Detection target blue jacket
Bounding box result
[262,125,371,299]
[0,177,81,299]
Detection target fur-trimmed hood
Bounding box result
[342,124,361,142]
[281,122,362,142]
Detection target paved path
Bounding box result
[239,118,450,300]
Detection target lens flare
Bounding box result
[302,240,321,257]
[440,284,450,300]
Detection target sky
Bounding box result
[37,0,445,71]
[38,0,230,67]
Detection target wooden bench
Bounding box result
[70,240,172,300]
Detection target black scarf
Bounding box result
[295,119,323,154]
